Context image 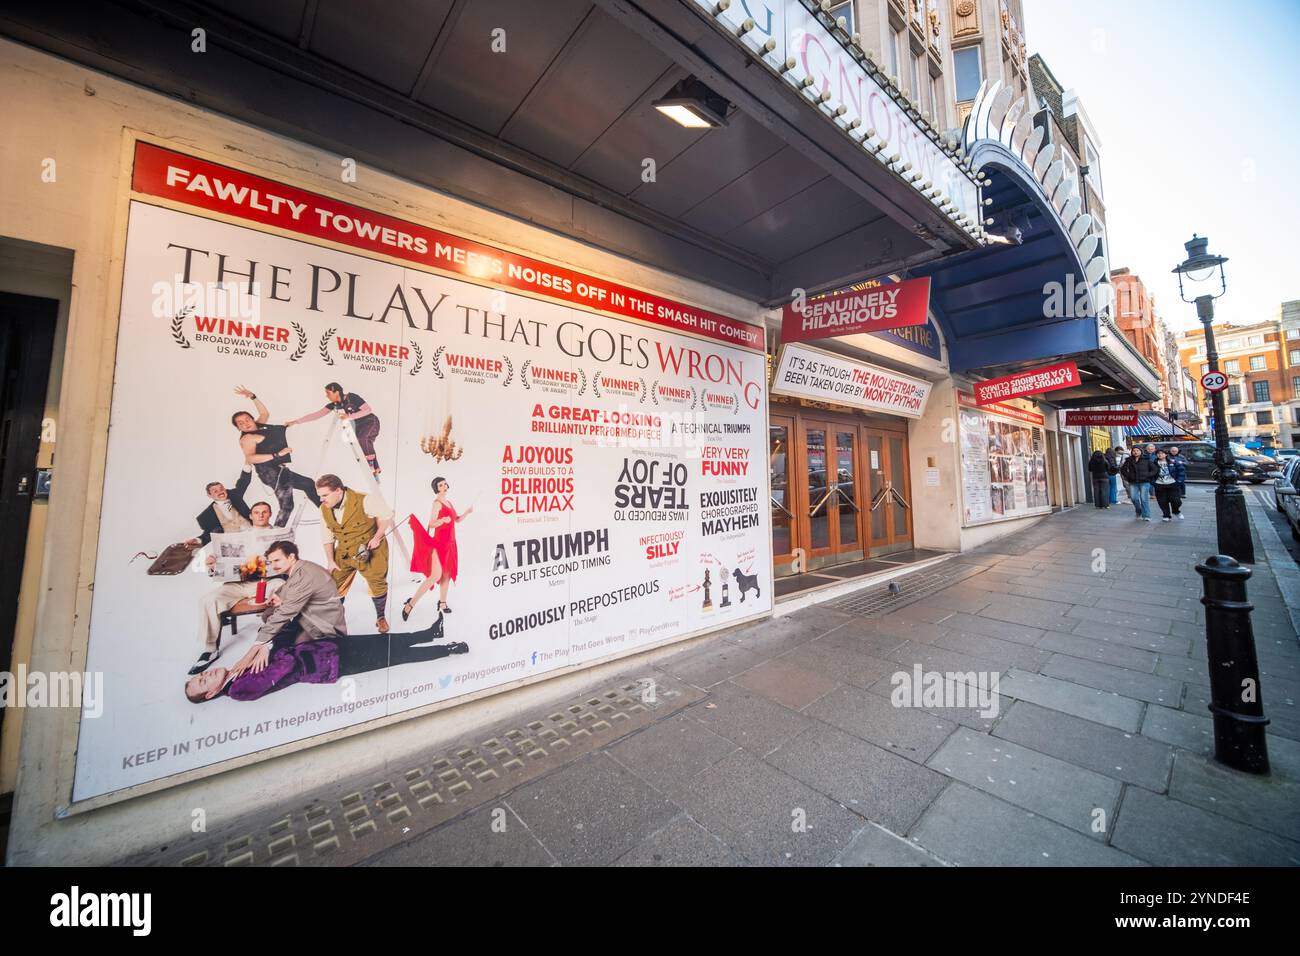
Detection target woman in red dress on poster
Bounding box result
[404,476,473,621]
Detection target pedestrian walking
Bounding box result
[1088,450,1113,508]
[1120,446,1157,521]
[1166,445,1188,498]
[1105,446,1121,504]
[1152,449,1185,521]
[1114,445,1130,502]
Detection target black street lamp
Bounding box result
[1172,235,1252,563]
[1174,234,1269,775]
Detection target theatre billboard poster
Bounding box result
[72,143,771,801]
[957,393,1051,526]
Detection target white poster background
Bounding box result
[73,201,770,800]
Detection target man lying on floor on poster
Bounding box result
[184,616,468,703]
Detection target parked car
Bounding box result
[1276,448,1300,461]
[1273,458,1300,539]
[1147,440,1281,483]
[1273,456,1299,512]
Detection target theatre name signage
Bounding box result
[974,362,1080,406]
[781,275,930,343]
[1064,410,1139,426]
[772,343,931,419]
[688,0,980,227]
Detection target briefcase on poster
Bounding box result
[147,542,199,576]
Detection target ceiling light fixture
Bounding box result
[653,78,730,129]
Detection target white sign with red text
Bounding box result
[771,344,932,418]
[687,0,980,227]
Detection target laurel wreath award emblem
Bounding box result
[577,368,587,395]
[170,313,193,350]
[520,360,532,389]
[289,322,307,362]
[319,328,336,366]
[502,356,514,387]
[639,377,647,404]
[408,342,423,376]
[431,345,446,379]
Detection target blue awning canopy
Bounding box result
[1124,412,1196,440]
[905,83,1161,407]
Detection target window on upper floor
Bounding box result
[1250,355,1267,370]
[1247,334,1264,346]
[1290,349,1300,364]
[1294,375,1300,396]
[1085,140,1103,199]
[1257,410,1274,425]
[1288,328,1300,340]
[954,45,981,102]
[1201,363,1210,374]
[911,52,922,98]
[1224,359,1240,373]
[1228,384,1242,405]
[889,26,902,80]
[1254,380,1271,403]
[1230,413,1246,427]
[829,0,855,34]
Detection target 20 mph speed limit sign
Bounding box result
[1201,370,1228,392]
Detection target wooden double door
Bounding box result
[770,408,913,575]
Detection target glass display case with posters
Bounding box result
[958,399,1051,526]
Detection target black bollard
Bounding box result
[1195,555,1269,774]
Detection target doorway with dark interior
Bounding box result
[0,292,58,747]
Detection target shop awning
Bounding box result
[1124,412,1197,440]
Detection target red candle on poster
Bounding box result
[974,362,1081,406]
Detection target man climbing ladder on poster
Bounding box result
[287,382,384,477]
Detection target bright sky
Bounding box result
[1025,0,1300,333]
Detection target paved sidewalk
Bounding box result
[141,484,1300,867]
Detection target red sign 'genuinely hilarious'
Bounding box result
[780,276,931,343]
[974,362,1080,406]
[1063,410,1140,426]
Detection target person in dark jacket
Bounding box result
[1152,449,1185,521]
[1166,446,1188,497]
[188,467,253,547]
[1105,446,1120,504]
[1120,446,1158,521]
[1088,451,1113,508]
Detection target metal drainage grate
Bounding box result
[825,560,986,617]
[126,673,698,868]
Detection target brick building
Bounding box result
[1111,268,1170,412]
[1178,315,1299,450]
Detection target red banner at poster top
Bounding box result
[780,276,931,343]
[974,361,1080,406]
[1063,410,1140,426]
[129,142,764,352]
